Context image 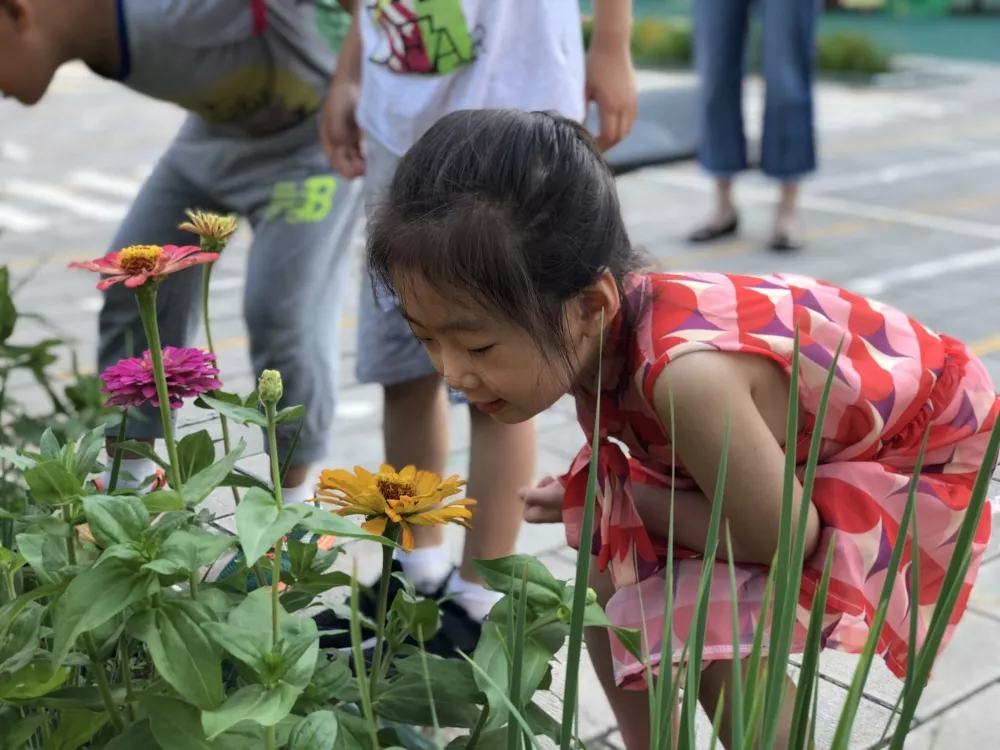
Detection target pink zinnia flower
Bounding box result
[101,347,222,409]
[69,244,219,290]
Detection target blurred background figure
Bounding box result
[688,0,820,251]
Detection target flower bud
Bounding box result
[258,369,283,406]
[178,209,238,254]
[556,604,572,624]
[585,587,598,606]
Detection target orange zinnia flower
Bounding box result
[69,244,219,290]
[315,464,475,551]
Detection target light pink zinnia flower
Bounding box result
[101,347,222,409]
[69,244,219,290]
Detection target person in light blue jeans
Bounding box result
[687,0,819,251]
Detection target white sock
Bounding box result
[281,482,314,505]
[394,542,453,594]
[445,571,503,622]
[100,457,155,491]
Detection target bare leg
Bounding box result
[700,659,799,750]
[586,563,654,750]
[384,374,451,551]
[770,181,802,250]
[459,409,536,583]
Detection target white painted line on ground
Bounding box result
[3,179,127,222]
[809,150,1000,194]
[68,170,141,199]
[643,169,1000,241]
[845,243,1000,297]
[0,204,50,233]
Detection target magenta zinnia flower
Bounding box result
[69,244,219,290]
[101,347,222,409]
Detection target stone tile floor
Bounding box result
[4,56,1000,747]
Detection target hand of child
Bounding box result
[320,76,366,179]
[519,476,565,524]
[585,36,638,152]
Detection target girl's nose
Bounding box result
[440,351,481,392]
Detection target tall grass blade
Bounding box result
[708,691,725,750]
[654,377,680,750]
[762,337,843,749]
[725,528,745,750]
[506,566,530,750]
[887,418,1000,750]
[560,314,605,749]
[677,406,731,748]
[761,330,801,745]
[742,565,774,721]
[829,427,930,750]
[787,539,836,750]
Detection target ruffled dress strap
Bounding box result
[560,440,660,589]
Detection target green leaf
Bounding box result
[332,708,372,750]
[377,667,482,729]
[40,708,108,750]
[288,711,340,750]
[0,602,44,674]
[0,663,67,700]
[274,405,307,425]
[219,472,270,492]
[472,556,563,610]
[581,601,643,662]
[178,430,216,483]
[227,589,319,688]
[143,489,187,513]
[24,460,83,505]
[52,558,159,666]
[14,533,68,586]
[127,599,224,710]
[82,494,150,548]
[235,488,311,565]
[147,527,235,577]
[298,509,399,545]
[0,267,18,344]
[199,396,267,427]
[302,653,357,704]
[202,683,300,739]
[104,718,158,750]
[39,428,61,460]
[1,712,48,750]
[202,622,269,675]
[0,448,35,471]
[144,694,217,750]
[73,426,105,482]
[182,439,247,508]
[115,440,169,471]
[390,591,440,641]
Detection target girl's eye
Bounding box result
[468,344,496,357]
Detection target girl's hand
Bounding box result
[519,476,565,524]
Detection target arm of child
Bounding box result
[587,0,638,151]
[320,6,365,177]
[647,352,820,566]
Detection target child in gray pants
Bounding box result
[1,0,358,523]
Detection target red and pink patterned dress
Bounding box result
[561,272,998,689]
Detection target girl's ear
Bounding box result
[574,270,621,337]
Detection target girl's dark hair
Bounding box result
[366,108,644,363]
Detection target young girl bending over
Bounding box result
[365,109,998,749]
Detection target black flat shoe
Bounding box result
[768,230,803,252]
[687,216,739,244]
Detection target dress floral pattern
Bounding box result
[561,272,998,689]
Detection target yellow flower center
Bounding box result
[118,245,163,275]
[376,471,415,501]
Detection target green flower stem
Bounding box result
[369,526,397,707]
[265,726,276,750]
[201,263,241,507]
[107,411,129,492]
[134,286,195,599]
[63,508,77,566]
[83,632,124,733]
[119,634,138,722]
[265,403,283,647]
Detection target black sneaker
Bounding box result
[311,560,483,661]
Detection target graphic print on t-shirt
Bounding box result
[366,0,484,74]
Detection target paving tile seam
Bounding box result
[864,676,1000,750]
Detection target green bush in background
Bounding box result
[582,17,893,76]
